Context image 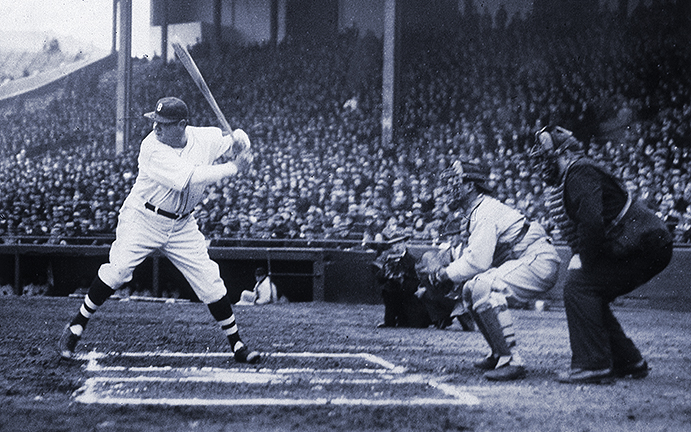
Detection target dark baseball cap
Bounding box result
[144,97,188,123]
[443,159,493,194]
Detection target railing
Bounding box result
[0,236,395,299]
[3,236,689,306]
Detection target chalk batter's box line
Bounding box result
[79,351,406,373]
[75,395,480,406]
[74,350,481,406]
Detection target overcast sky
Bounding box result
[0,1,640,58]
[0,0,151,57]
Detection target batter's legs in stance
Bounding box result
[59,276,114,359]
[59,277,260,364]
[207,294,260,363]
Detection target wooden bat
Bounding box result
[171,39,233,134]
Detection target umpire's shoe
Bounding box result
[557,368,614,384]
[612,359,649,379]
[234,346,261,364]
[58,325,81,359]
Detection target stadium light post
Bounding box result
[115,0,133,155]
[381,0,400,149]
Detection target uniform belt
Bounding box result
[145,202,191,220]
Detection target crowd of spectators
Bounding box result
[0,1,689,248]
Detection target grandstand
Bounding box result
[0,0,689,300]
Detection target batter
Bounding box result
[59,97,260,363]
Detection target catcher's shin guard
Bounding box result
[472,305,516,359]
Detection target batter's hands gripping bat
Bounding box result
[171,39,232,134]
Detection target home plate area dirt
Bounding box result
[1,297,690,431]
[73,351,477,406]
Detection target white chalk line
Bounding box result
[73,351,481,406]
[78,351,403,371]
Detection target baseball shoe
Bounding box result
[484,364,526,381]
[234,346,261,364]
[557,368,614,384]
[613,360,649,379]
[58,325,80,359]
[473,354,499,370]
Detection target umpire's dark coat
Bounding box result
[557,158,673,370]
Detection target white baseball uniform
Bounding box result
[446,194,561,304]
[98,126,234,303]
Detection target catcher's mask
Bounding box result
[441,159,492,211]
[530,126,580,186]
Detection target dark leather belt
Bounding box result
[145,202,191,220]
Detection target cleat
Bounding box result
[474,355,499,370]
[234,346,261,364]
[557,368,614,384]
[58,325,80,359]
[613,360,649,379]
[484,364,527,381]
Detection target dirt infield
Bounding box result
[1,296,690,431]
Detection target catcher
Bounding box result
[429,159,561,381]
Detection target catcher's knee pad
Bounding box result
[464,274,508,313]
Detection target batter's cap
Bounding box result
[144,97,188,123]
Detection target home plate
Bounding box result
[72,351,480,406]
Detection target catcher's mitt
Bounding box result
[415,249,459,299]
[415,249,451,279]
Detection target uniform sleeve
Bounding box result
[216,131,234,160]
[199,127,233,161]
[445,212,497,283]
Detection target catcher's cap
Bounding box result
[444,159,492,193]
[531,125,581,158]
[144,97,188,123]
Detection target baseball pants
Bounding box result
[98,206,227,304]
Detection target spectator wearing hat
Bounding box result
[236,267,279,305]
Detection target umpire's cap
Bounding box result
[531,125,581,158]
[144,97,189,123]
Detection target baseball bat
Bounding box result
[171,39,233,134]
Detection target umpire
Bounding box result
[531,126,673,384]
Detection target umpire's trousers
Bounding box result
[563,243,673,370]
